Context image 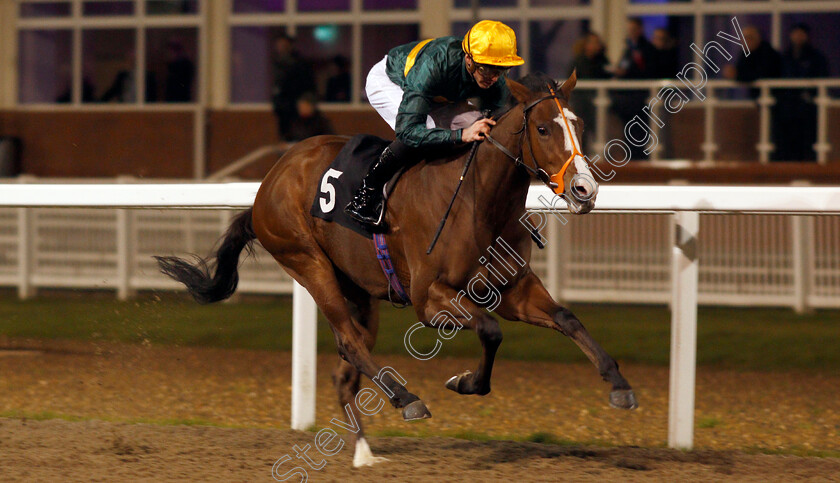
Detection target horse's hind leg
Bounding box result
[414,282,503,396]
[280,252,431,421]
[333,294,388,467]
[497,272,637,410]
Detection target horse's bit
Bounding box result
[484,84,584,196]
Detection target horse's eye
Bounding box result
[537,126,548,136]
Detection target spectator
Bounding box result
[325,55,351,103]
[614,18,655,80]
[286,92,335,141]
[569,32,611,153]
[649,28,678,78]
[56,61,95,103]
[723,26,781,99]
[271,34,316,141]
[774,23,829,161]
[613,17,655,161]
[100,51,157,103]
[648,28,679,158]
[164,39,195,102]
[56,78,96,103]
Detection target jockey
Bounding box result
[345,20,525,227]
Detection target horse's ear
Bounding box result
[507,79,533,105]
[560,69,577,99]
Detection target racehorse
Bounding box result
[155,71,636,467]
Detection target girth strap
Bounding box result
[372,233,411,306]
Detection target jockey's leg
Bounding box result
[347,56,411,227]
[345,140,415,227]
[365,55,401,130]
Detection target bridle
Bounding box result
[484,84,584,195]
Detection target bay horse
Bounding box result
[155,71,636,467]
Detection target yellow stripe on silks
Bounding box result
[404,38,434,77]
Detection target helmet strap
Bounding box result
[465,54,479,80]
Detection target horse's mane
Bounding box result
[498,71,563,116]
[516,71,562,96]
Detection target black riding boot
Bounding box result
[345,141,410,227]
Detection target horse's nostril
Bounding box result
[574,185,588,196]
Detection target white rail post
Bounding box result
[757,85,774,164]
[648,86,661,162]
[791,215,814,314]
[702,90,718,162]
[16,207,32,299]
[116,176,135,300]
[546,214,562,302]
[16,176,35,299]
[668,211,699,450]
[814,85,830,165]
[592,86,609,156]
[291,280,318,430]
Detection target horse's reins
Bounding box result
[426,111,490,254]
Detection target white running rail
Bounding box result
[3,181,840,449]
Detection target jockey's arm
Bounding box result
[394,88,463,148]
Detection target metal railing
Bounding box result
[575,78,840,164]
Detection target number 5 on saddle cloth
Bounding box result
[310,134,395,239]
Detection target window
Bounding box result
[232,0,285,13]
[230,27,278,104]
[530,19,590,79]
[454,0,516,7]
[229,1,421,105]
[147,28,199,102]
[19,2,72,18]
[83,29,136,103]
[361,24,420,100]
[18,29,73,103]
[363,0,417,10]
[83,1,135,16]
[297,0,350,12]
[17,0,201,105]
[451,1,593,81]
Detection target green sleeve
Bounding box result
[395,89,462,147]
[394,54,462,148]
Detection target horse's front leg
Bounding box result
[497,272,637,409]
[414,282,502,396]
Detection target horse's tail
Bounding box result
[154,208,256,304]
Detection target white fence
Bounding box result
[3,180,840,451]
[2,180,839,313]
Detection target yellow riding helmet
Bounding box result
[462,20,525,67]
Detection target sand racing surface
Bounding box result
[1,338,838,481]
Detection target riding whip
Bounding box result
[426,111,490,255]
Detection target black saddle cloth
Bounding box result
[310,134,391,239]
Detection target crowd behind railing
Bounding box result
[272,18,834,163]
[568,19,831,163]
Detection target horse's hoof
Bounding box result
[401,400,431,421]
[445,371,490,395]
[609,389,638,410]
[352,437,389,468]
[445,371,471,393]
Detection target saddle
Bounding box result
[310,135,405,239]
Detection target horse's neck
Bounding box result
[467,107,532,231]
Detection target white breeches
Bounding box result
[365,56,482,133]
